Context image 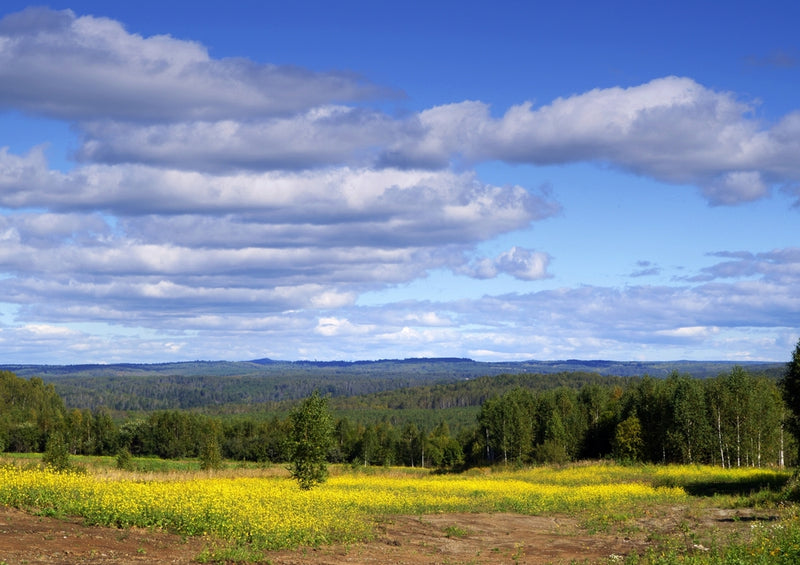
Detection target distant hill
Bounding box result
[2,357,785,379]
[1,358,785,412]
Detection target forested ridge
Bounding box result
[1,358,783,412]
[1,346,797,471]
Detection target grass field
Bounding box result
[0,455,797,563]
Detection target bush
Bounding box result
[42,431,71,472]
[534,439,568,464]
[199,436,224,471]
[116,447,134,471]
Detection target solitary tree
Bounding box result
[781,339,800,465]
[288,392,334,489]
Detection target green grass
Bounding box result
[0,452,274,474]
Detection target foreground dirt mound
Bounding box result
[0,504,771,564]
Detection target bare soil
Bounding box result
[0,504,775,564]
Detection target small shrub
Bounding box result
[116,447,134,471]
[42,431,71,472]
[199,437,224,471]
[534,439,568,464]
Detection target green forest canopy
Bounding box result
[1,345,796,471]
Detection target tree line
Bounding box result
[475,369,788,467]
[2,340,799,470]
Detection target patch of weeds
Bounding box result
[511,543,525,562]
[642,529,685,557]
[34,507,64,520]
[196,542,270,564]
[783,470,800,502]
[443,524,470,538]
[583,512,631,535]
[677,519,703,551]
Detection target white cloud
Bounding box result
[461,246,551,281]
[20,323,79,337]
[315,317,374,337]
[3,8,800,210]
[2,262,797,363]
[0,7,385,121]
[403,312,453,326]
[695,248,800,283]
[77,107,406,171]
[494,247,551,281]
[386,77,800,206]
[702,171,768,205]
[0,150,555,229]
[0,150,559,318]
[656,326,720,339]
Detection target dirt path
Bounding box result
[0,504,770,564]
[265,512,646,564]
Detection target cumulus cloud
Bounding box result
[2,246,798,363]
[4,7,800,209]
[0,7,385,121]
[315,317,375,337]
[693,248,800,283]
[76,106,407,171]
[461,246,551,280]
[630,261,661,278]
[0,145,559,295]
[0,211,111,247]
[0,149,556,226]
[385,77,800,206]
[269,272,799,361]
[0,142,560,319]
[703,171,768,205]
[656,326,720,340]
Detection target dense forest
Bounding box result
[1,345,797,470]
[0,358,784,412]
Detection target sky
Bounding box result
[0,1,798,364]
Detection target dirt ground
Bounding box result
[0,504,775,564]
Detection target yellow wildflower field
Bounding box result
[0,462,787,551]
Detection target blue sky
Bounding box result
[0,1,798,364]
